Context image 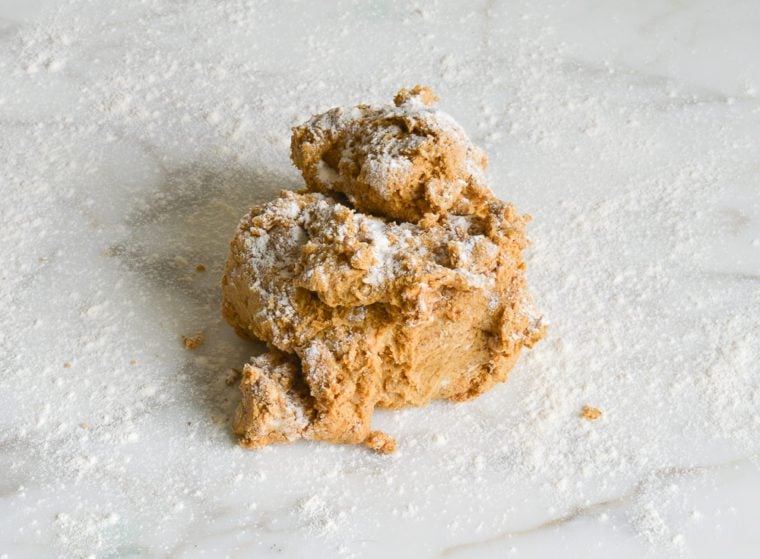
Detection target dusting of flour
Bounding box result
[0,1,759,558]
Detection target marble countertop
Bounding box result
[1,1,759,558]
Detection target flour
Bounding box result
[296,494,345,537]
[316,160,340,185]
[0,0,758,557]
[361,220,393,286]
[361,156,414,198]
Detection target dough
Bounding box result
[222,87,544,452]
[291,85,492,223]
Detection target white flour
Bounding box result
[0,1,758,558]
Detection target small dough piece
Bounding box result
[291,85,492,223]
[235,351,313,448]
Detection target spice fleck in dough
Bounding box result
[221,87,545,452]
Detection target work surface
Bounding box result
[1,1,759,557]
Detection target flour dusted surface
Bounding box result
[1,0,759,557]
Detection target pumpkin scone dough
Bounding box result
[290,85,492,223]
[222,87,545,453]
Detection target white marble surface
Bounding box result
[1,1,759,558]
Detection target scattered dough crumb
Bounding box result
[182,333,204,350]
[195,264,206,272]
[63,362,71,369]
[581,405,602,421]
[364,431,397,454]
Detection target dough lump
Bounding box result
[291,85,492,223]
[222,87,544,452]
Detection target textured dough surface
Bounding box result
[222,87,544,452]
[291,85,493,223]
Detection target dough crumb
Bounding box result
[581,405,602,421]
[393,84,439,107]
[195,263,206,272]
[364,431,397,454]
[182,333,204,350]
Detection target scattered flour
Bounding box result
[0,1,758,558]
[360,217,395,286]
[295,494,345,537]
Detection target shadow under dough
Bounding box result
[110,162,298,442]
